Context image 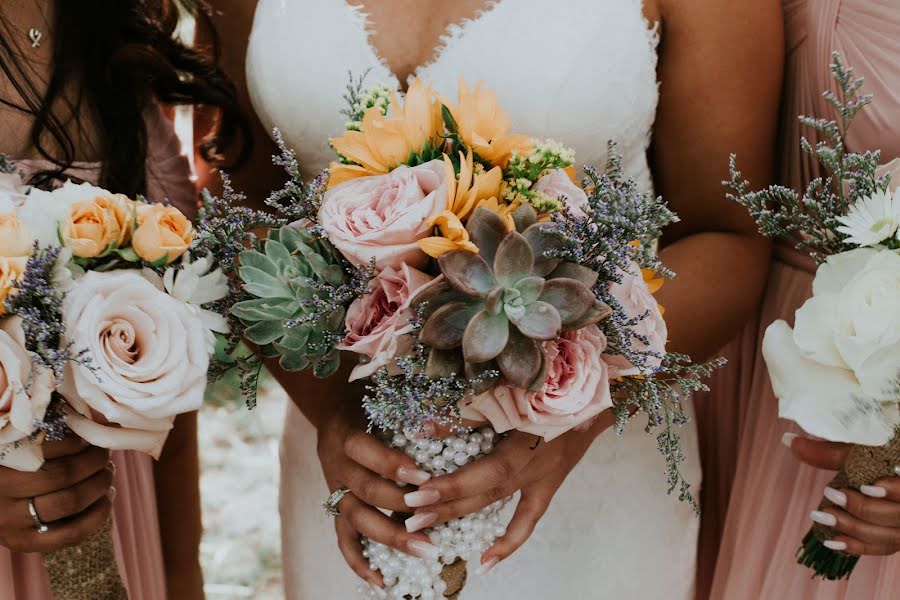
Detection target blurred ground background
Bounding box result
[199,373,287,599]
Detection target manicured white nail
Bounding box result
[405,511,438,533]
[811,510,837,527]
[404,489,440,508]
[476,557,499,575]
[397,467,431,486]
[894,465,900,477]
[823,540,847,551]
[860,485,887,498]
[106,486,117,502]
[781,432,798,448]
[407,540,440,561]
[823,487,847,507]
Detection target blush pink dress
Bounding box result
[695,1,900,598]
[0,105,196,600]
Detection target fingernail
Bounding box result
[397,467,431,486]
[894,465,900,477]
[107,486,117,502]
[407,540,440,561]
[476,557,499,575]
[823,487,847,507]
[405,511,438,533]
[781,432,798,448]
[860,485,887,498]
[423,422,436,438]
[106,460,117,477]
[811,510,837,527]
[823,540,847,551]
[404,489,441,508]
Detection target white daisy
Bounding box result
[836,187,900,247]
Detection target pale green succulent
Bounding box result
[232,225,346,375]
[416,206,610,391]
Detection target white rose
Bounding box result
[762,248,900,445]
[59,270,210,458]
[0,172,28,210]
[0,318,54,471]
[17,180,120,249]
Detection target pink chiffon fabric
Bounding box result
[0,105,195,600]
[695,1,900,598]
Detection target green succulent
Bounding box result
[416,205,610,392]
[232,225,346,375]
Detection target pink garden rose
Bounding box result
[319,160,447,270]
[603,262,667,378]
[0,318,54,471]
[339,262,433,381]
[533,168,589,216]
[461,325,613,441]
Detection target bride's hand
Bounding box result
[316,402,442,587]
[787,435,900,556]
[408,412,615,572]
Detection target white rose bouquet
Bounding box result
[729,54,900,580]
[0,163,230,599]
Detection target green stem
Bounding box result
[796,529,860,581]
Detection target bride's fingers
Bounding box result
[835,487,900,528]
[343,430,432,486]
[340,494,439,560]
[815,507,900,554]
[334,515,383,588]
[479,487,554,571]
[788,436,849,470]
[343,463,411,513]
[417,432,538,503]
[409,479,519,526]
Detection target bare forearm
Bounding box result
[154,412,204,600]
[656,232,771,361]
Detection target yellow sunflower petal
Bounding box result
[418,236,466,259]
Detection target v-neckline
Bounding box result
[344,0,504,90]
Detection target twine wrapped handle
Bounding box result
[41,514,128,599]
[798,431,900,580]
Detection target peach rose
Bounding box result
[318,160,447,270]
[61,195,134,258]
[0,172,27,208]
[0,213,33,258]
[0,256,27,316]
[461,325,613,441]
[0,318,54,471]
[58,270,209,458]
[603,262,667,378]
[132,204,194,264]
[533,168,589,216]
[338,262,433,381]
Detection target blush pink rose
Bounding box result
[533,168,589,216]
[461,325,613,441]
[319,160,447,270]
[339,262,433,381]
[603,262,667,378]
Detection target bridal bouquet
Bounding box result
[728,54,900,580]
[0,161,229,599]
[207,77,721,599]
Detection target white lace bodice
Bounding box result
[247,0,659,191]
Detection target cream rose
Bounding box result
[58,270,209,458]
[533,168,589,216]
[132,204,194,264]
[0,213,32,258]
[602,262,667,378]
[462,325,613,440]
[319,160,447,270]
[0,318,54,471]
[0,256,27,316]
[0,172,28,208]
[762,248,900,445]
[338,262,433,381]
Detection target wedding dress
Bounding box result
[246,1,701,598]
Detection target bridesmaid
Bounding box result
[696,1,900,598]
[0,1,245,598]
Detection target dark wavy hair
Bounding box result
[0,0,248,195]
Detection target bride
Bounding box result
[212,0,782,597]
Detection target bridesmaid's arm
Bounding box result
[651,0,784,360]
[154,412,204,600]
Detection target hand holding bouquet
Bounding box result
[0,168,229,599]
[205,77,722,599]
[729,54,900,580]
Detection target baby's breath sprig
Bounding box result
[340,70,392,129]
[502,139,577,211]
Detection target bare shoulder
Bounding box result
[655,0,783,45]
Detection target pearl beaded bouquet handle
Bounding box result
[211,76,723,599]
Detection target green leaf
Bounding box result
[507,301,561,340]
[493,231,534,287]
[240,266,293,299]
[113,247,141,262]
[279,352,310,372]
[438,250,495,297]
[539,278,610,329]
[420,301,481,350]
[514,276,545,305]
[239,250,278,277]
[462,309,509,363]
[522,222,563,277]
[275,324,311,351]
[265,238,293,269]
[231,298,300,321]
[244,320,285,345]
[466,207,508,267]
[497,329,543,390]
[441,104,459,136]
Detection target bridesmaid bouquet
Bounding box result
[728,54,900,580]
[0,162,229,599]
[207,77,721,599]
